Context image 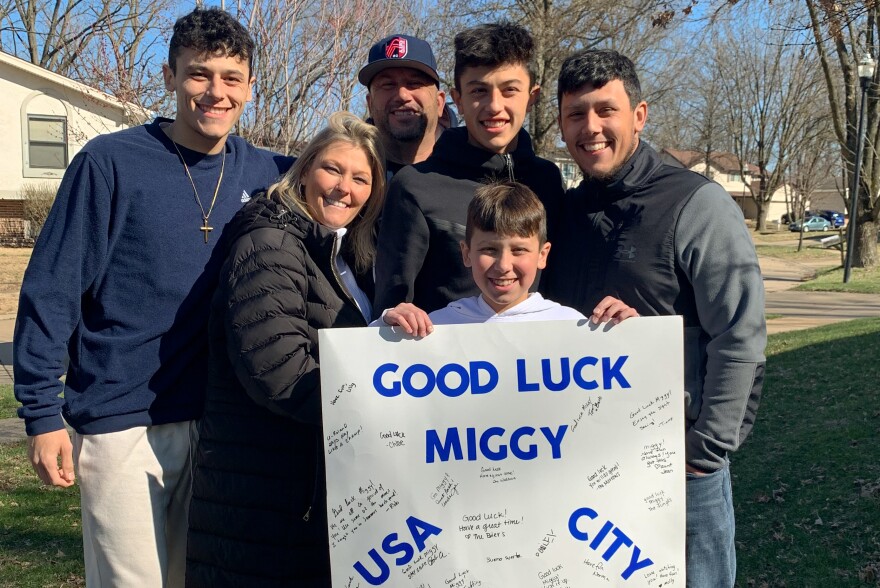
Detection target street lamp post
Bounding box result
[844,53,876,283]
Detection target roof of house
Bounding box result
[661,148,761,175]
[545,147,575,163]
[0,50,148,121]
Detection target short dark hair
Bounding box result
[466,181,547,245]
[557,49,642,108]
[453,22,535,90]
[168,8,254,74]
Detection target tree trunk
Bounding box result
[855,218,879,268]
[530,89,556,158]
[755,198,768,232]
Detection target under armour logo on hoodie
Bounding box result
[614,244,637,261]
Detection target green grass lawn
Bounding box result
[0,385,17,420]
[752,230,802,242]
[794,264,880,294]
[755,242,880,293]
[1,320,879,586]
[0,441,83,588]
[732,317,880,586]
[0,384,84,588]
[755,244,844,260]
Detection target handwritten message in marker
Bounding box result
[319,317,686,586]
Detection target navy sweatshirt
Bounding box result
[14,119,293,436]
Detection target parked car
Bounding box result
[814,210,845,228]
[789,216,832,232]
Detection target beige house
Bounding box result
[545,148,581,189]
[0,51,146,235]
[659,148,794,223]
[806,177,847,215]
[547,146,803,225]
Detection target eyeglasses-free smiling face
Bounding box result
[461,229,550,314]
[559,79,647,181]
[367,67,444,144]
[162,47,254,154]
[302,141,373,230]
[452,63,539,155]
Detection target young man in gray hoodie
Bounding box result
[542,49,766,588]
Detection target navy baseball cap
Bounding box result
[358,34,440,87]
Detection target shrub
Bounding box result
[21,182,57,238]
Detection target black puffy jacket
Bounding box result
[186,197,371,587]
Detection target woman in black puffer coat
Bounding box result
[186,112,386,587]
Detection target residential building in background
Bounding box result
[660,148,792,224]
[0,51,146,239]
[547,148,581,189]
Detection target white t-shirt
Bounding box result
[333,228,371,321]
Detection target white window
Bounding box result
[27,115,68,169]
[21,91,70,179]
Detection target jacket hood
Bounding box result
[444,293,559,319]
[221,196,336,258]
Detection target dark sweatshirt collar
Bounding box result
[431,126,537,172]
[578,141,664,200]
[148,117,229,167]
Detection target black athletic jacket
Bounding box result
[373,126,564,316]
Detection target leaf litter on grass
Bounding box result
[733,319,880,586]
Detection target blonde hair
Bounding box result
[265,111,386,272]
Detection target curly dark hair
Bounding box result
[453,21,535,90]
[168,8,254,73]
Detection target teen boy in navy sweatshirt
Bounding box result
[13,9,291,586]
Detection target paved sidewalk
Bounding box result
[1,255,878,444]
[0,314,12,387]
[0,314,22,444]
[759,255,880,334]
[0,416,24,444]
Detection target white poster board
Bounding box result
[319,317,685,587]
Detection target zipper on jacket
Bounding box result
[302,237,364,523]
[270,207,292,227]
[503,153,514,181]
[304,438,322,522]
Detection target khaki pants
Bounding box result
[73,421,196,588]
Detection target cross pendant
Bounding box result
[200,219,213,243]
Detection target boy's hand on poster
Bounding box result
[591,296,639,325]
[383,303,435,338]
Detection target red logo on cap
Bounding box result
[386,37,408,59]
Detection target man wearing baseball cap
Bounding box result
[359,34,445,175]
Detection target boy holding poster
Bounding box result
[375,181,637,334]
